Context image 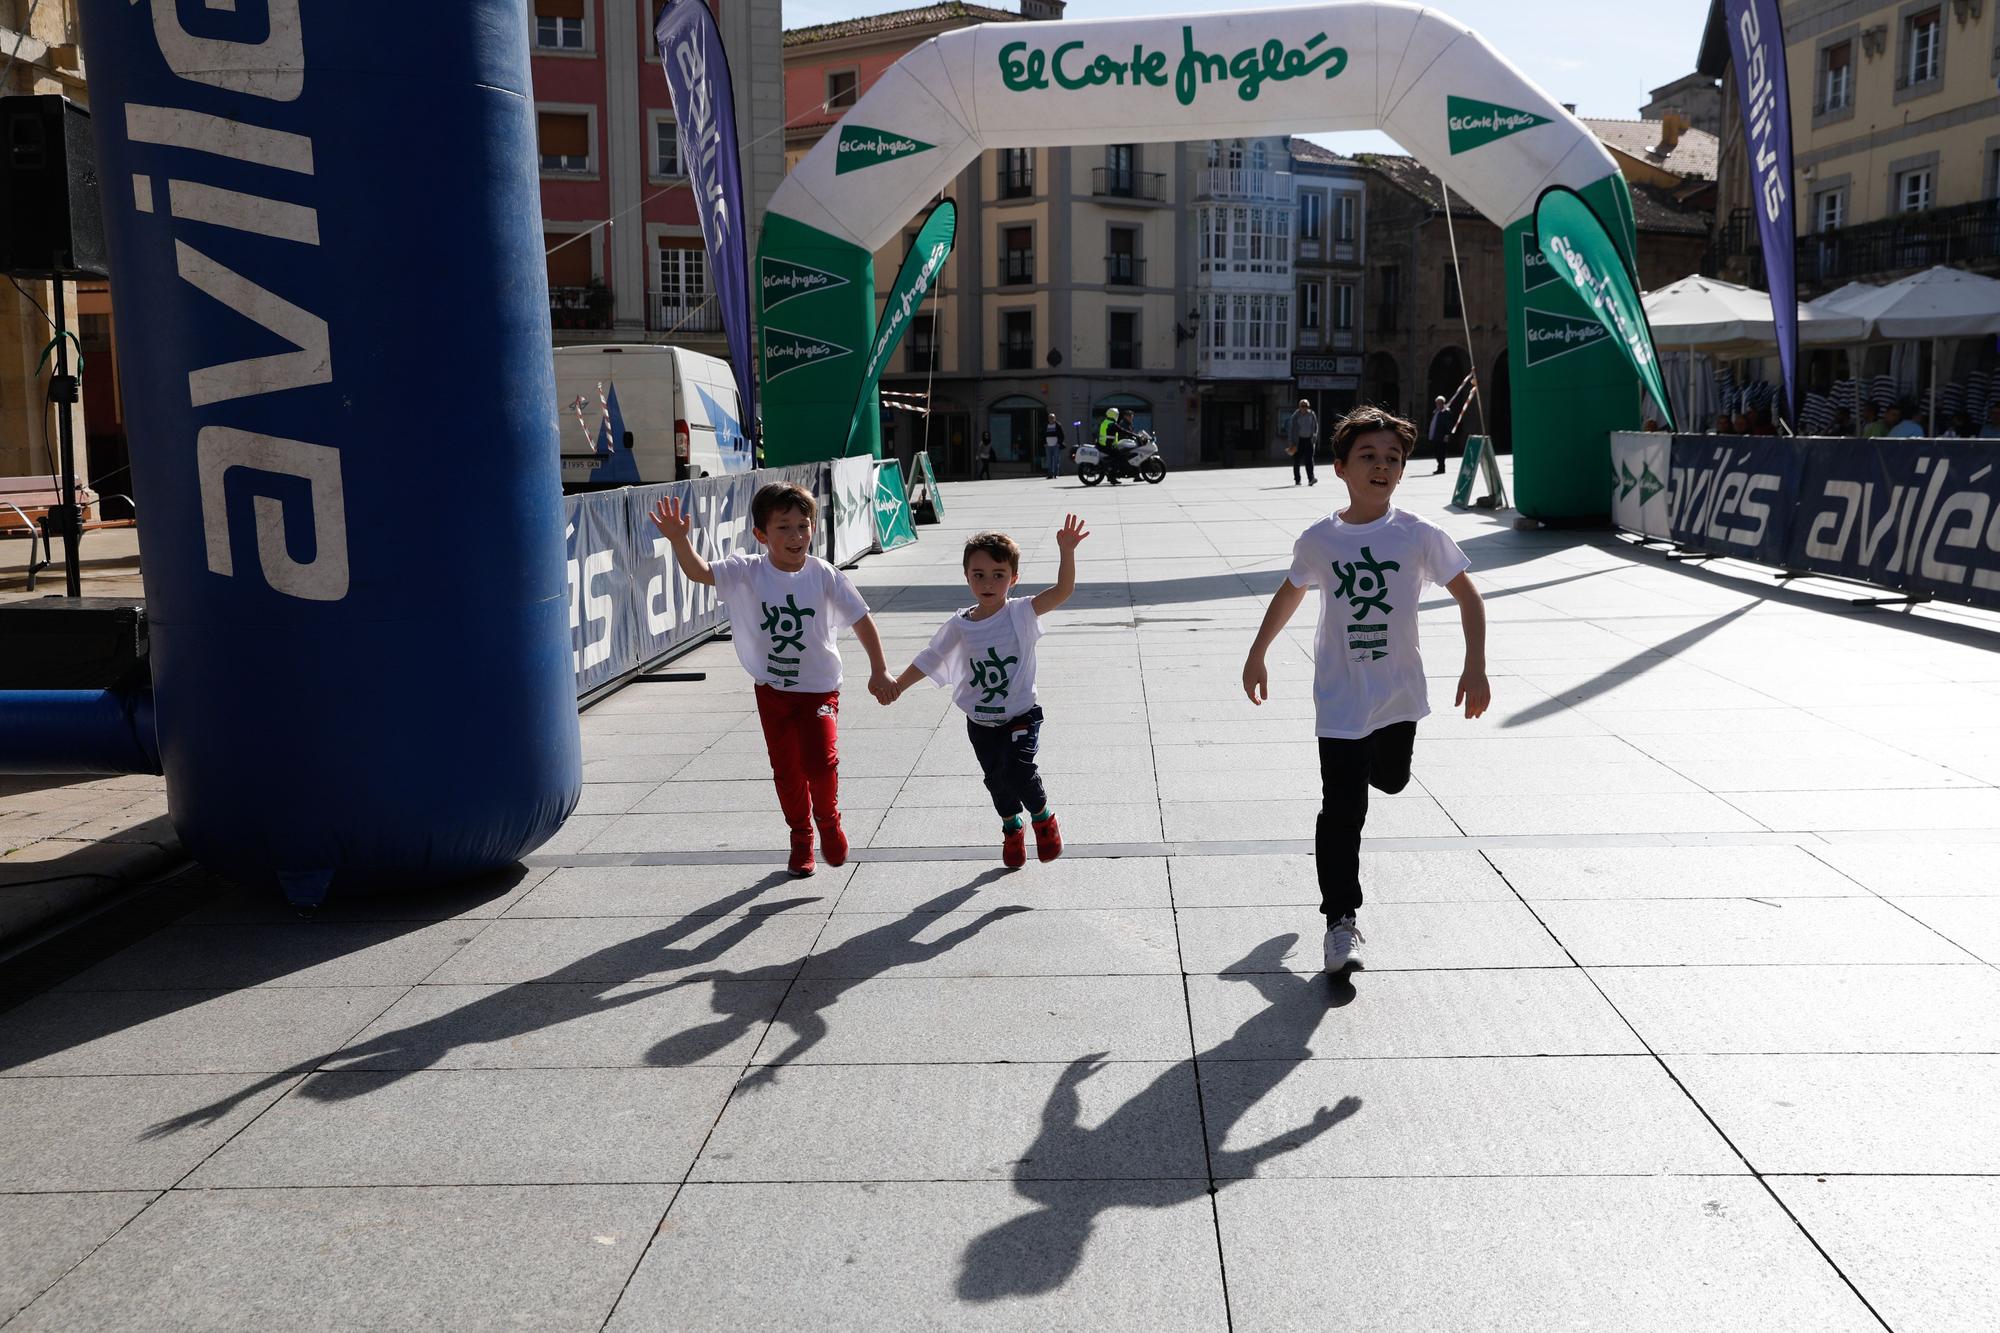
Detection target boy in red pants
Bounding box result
[650,483,892,877]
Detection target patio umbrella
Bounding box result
[1642,275,1870,427]
[1808,267,2000,431]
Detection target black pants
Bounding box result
[1316,721,1417,920]
[967,706,1048,819]
[1428,431,1453,472]
[1293,439,1316,483]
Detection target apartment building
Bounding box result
[1289,140,1370,436]
[1702,0,2000,292]
[532,0,784,352]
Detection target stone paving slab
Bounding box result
[1530,896,1979,966]
[1590,964,2000,1053]
[1165,850,1512,907]
[838,857,1166,912]
[0,1191,155,1322]
[800,906,1180,978]
[1174,902,1570,974]
[1215,1178,1880,1332]
[1886,896,2000,964]
[0,1073,301,1191]
[610,1181,1227,1332]
[423,911,829,986]
[1767,1176,2000,1333]
[13,1185,673,1333]
[1483,844,1864,899]
[52,921,485,992]
[0,986,404,1076]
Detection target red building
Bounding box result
[530,0,782,352]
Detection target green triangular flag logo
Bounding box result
[1522,230,1561,292]
[1523,306,1613,367]
[1619,460,1637,501]
[763,327,852,381]
[1448,95,1552,155]
[1639,463,1665,505]
[835,125,935,175]
[761,257,849,312]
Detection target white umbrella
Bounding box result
[1819,267,2000,431]
[1642,275,1870,428]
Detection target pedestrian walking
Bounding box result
[1425,372,1477,474]
[976,431,995,480]
[1043,418,1065,479]
[1287,398,1320,486]
[1240,406,1490,979]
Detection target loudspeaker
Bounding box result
[1,94,107,279]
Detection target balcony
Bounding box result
[997,163,1035,199]
[1199,167,1293,202]
[1092,168,1165,203]
[1711,200,2000,290]
[1108,339,1141,370]
[1105,254,1144,286]
[1001,256,1035,286]
[1002,338,1034,371]
[1197,348,1290,379]
[550,285,611,330]
[650,294,724,334]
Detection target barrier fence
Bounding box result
[1611,431,2000,612]
[563,458,923,699]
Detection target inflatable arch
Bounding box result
[61,0,581,903]
[757,2,1642,520]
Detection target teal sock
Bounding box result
[1003,813,1026,832]
[1032,807,1054,823]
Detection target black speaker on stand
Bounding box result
[2,94,109,600]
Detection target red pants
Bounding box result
[755,684,841,834]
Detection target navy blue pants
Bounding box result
[1316,721,1417,920]
[967,706,1048,819]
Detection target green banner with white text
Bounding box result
[846,200,955,455]
[1533,186,1675,432]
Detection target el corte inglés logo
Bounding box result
[835,125,935,174]
[762,257,848,311]
[1522,308,1612,367]
[1000,25,1346,107]
[1446,95,1551,155]
[764,328,852,380]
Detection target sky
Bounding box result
[780,0,1719,156]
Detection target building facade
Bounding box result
[532,0,784,355]
[1289,140,1370,441]
[1702,0,2000,293]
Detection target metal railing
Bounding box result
[1712,200,2000,289]
[1199,167,1293,201]
[1105,254,1144,285]
[1001,257,1034,285]
[1002,339,1035,370]
[1092,167,1165,201]
[550,286,611,330]
[998,163,1035,198]
[650,294,724,334]
[1108,340,1141,370]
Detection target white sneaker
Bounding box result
[1323,916,1364,972]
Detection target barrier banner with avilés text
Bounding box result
[1787,439,2000,609]
[1666,435,1799,565]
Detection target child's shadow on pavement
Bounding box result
[958,933,1361,1301]
[649,868,1022,1086]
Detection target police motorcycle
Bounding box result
[1075,430,1167,486]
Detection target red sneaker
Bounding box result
[788,830,816,878]
[1032,812,1063,862]
[817,819,848,868]
[1001,823,1027,869]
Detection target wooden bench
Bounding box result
[1,476,135,592]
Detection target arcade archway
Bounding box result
[757,3,1644,519]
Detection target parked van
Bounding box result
[554,344,751,489]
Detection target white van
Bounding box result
[554,344,751,489]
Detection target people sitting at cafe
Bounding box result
[1883,400,1926,438]
[1859,402,1887,438]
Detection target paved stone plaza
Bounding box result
[3,467,1998,1329]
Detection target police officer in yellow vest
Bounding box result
[1097,407,1136,484]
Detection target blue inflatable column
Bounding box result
[76,0,580,902]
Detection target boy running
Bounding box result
[650,483,893,878]
[1240,407,1489,974]
[884,516,1089,868]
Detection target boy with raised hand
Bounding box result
[883,515,1089,869]
[1240,407,1489,976]
[650,482,894,878]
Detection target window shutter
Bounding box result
[539,113,590,158]
[546,234,592,288]
[1826,42,1849,71]
[536,0,585,19]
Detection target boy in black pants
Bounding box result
[1241,407,1489,975]
[885,516,1089,867]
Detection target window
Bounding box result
[1002,310,1034,370]
[654,115,682,178]
[1109,312,1139,369]
[1334,193,1356,242]
[1820,41,1852,112]
[1906,8,1940,86]
[826,70,859,110]
[1899,166,1933,213]
[1300,283,1322,330]
[657,241,708,318]
[1105,144,1135,195]
[1206,141,1222,168]
[908,314,937,373]
[535,0,586,51]
[1334,284,1355,331]
[1992,149,2000,201]
[538,111,591,173]
[546,232,591,290]
[1227,141,1244,171]
[1444,264,1462,319]
[1378,265,1401,334]
[1001,225,1033,285]
[1300,192,1324,241]
[1107,226,1139,285]
[998,147,1033,198]
[1816,189,1845,232]
[1251,142,1269,172]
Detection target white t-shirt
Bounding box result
[912,597,1044,723]
[711,552,869,692]
[1287,507,1470,739]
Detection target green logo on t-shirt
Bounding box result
[760,594,815,682]
[1332,545,1398,661]
[971,646,1018,715]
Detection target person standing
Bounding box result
[1287,398,1320,486]
[1425,372,1477,475]
[1043,417,1065,479]
[976,430,995,480]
